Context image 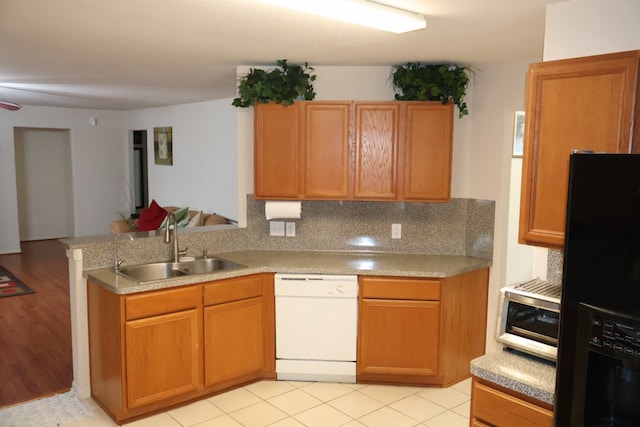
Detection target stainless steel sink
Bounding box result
[117,257,245,283]
[175,258,243,275]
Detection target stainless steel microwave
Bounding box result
[495,278,561,362]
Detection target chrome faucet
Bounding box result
[114,232,134,272]
[164,211,185,263]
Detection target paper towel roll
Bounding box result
[265,201,302,220]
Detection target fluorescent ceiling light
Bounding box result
[258,0,426,34]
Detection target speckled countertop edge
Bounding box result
[86,250,492,294]
[470,349,556,405]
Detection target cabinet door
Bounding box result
[204,296,265,386]
[254,103,301,198]
[125,309,202,409]
[400,102,453,201]
[303,102,351,199]
[471,378,553,427]
[357,298,439,376]
[519,51,640,248]
[354,103,399,199]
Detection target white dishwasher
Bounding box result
[275,273,358,383]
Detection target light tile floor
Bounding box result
[62,379,472,427]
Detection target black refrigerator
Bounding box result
[555,153,640,426]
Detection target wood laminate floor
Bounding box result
[0,239,72,408]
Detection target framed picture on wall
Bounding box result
[153,126,173,165]
[512,111,525,158]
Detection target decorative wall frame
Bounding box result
[153,126,173,165]
[512,111,525,158]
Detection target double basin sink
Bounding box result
[117,257,246,283]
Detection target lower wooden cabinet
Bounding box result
[470,377,553,427]
[88,268,489,422]
[203,275,269,388]
[125,308,202,409]
[357,268,489,386]
[359,298,440,377]
[87,273,274,423]
[204,297,264,385]
[358,280,440,379]
[123,285,203,410]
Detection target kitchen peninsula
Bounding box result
[86,250,490,422]
[63,196,495,422]
[88,250,491,294]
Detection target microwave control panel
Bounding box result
[589,314,640,359]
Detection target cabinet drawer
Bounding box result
[472,379,553,427]
[204,274,264,306]
[125,285,200,321]
[360,276,440,300]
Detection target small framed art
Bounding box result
[512,111,525,158]
[154,126,173,165]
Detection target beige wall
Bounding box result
[465,61,536,352]
[0,106,127,253]
[14,128,73,240]
[544,0,640,61]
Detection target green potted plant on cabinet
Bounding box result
[390,63,473,118]
[232,59,317,108]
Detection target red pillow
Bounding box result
[136,200,167,231]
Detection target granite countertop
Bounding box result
[86,250,492,294]
[471,349,556,405]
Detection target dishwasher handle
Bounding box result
[274,276,359,298]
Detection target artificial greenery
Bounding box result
[117,212,136,231]
[232,59,317,108]
[390,63,473,118]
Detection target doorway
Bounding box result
[131,130,149,213]
[14,127,74,241]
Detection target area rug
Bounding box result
[0,390,95,427]
[0,266,35,298]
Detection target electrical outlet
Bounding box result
[286,222,296,237]
[269,221,285,236]
[392,223,402,239]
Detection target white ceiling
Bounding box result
[0,0,566,110]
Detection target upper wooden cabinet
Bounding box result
[304,102,351,199]
[254,103,302,198]
[519,50,640,249]
[353,103,400,199]
[401,103,454,200]
[254,100,453,202]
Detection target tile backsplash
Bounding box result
[547,249,563,283]
[69,195,495,269]
[244,196,494,259]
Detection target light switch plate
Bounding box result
[270,221,285,236]
[286,222,296,237]
[392,223,402,239]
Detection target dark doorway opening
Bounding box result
[132,130,148,213]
